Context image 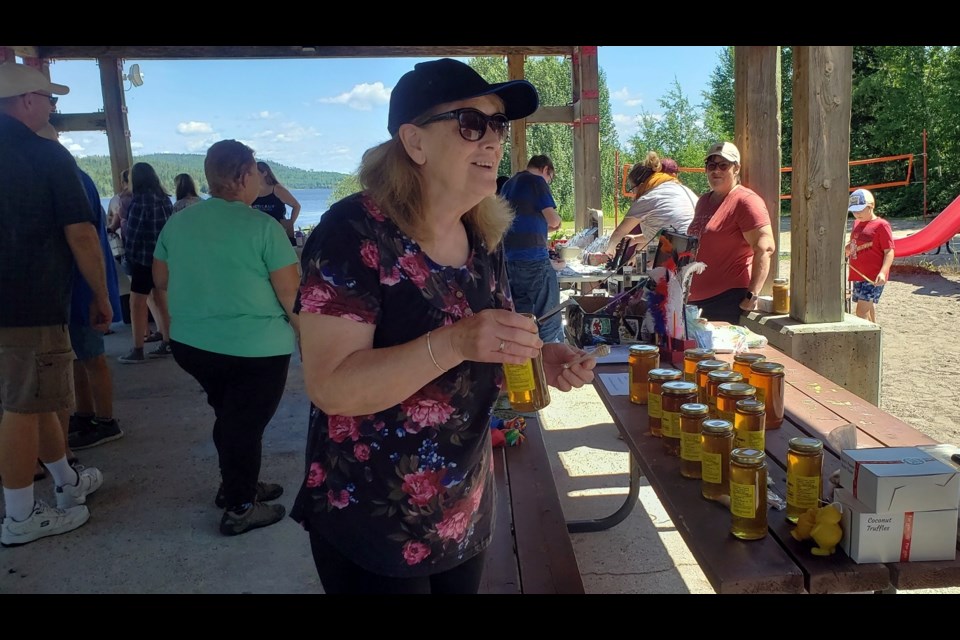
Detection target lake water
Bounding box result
[99,187,335,230]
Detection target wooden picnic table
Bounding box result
[578,344,960,594]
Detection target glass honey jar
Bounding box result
[628,344,660,405]
[647,368,683,437]
[729,448,768,540]
[695,359,730,403]
[749,361,785,429]
[683,348,716,383]
[701,419,734,502]
[786,437,824,523]
[502,313,551,412]
[773,277,790,315]
[660,381,698,456]
[716,382,756,424]
[705,370,744,418]
[679,403,709,479]
[732,353,766,379]
[733,398,766,451]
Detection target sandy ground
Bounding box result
[775,216,960,447]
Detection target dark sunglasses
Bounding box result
[705,160,732,172]
[417,108,510,143]
[31,92,58,107]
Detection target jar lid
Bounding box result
[680,403,709,416]
[718,382,756,396]
[733,353,766,364]
[788,437,823,453]
[736,398,766,414]
[774,277,789,284]
[750,361,785,374]
[702,419,734,434]
[648,368,684,381]
[696,359,730,372]
[629,344,659,355]
[684,348,715,359]
[731,448,766,465]
[708,370,744,383]
[661,381,698,395]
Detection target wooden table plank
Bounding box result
[504,415,585,594]
[481,447,521,594]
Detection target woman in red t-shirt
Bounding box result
[845,188,894,322]
[686,142,776,324]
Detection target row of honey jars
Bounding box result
[683,348,716,383]
[749,361,785,429]
[705,370,743,417]
[647,368,683,437]
[660,380,697,455]
[695,359,730,403]
[628,344,660,404]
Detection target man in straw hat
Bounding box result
[0,62,109,546]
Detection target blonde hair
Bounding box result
[358,138,513,251]
[627,151,664,190]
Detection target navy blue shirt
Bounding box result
[500,171,556,262]
[0,114,96,326]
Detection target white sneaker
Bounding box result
[1,500,90,547]
[55,465,103,509]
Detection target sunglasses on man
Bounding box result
[417,108,510,143]
[705,160,732,172]
[31,92,58,107]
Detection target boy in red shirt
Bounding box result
[845,189,895,322]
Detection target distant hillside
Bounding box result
[75,153,349,197]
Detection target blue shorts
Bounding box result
[852,280,885,304]
[69,323,105,361]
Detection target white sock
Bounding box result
[43,457,77,488]
[3,486,35,522]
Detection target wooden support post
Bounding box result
[790,46,853,323]
[507,54,527,177]
[98,57,134,195]
[571,50,585,231]
[577,46,601,235]
[734,46,782,294]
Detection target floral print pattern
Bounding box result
[291,193,513,578]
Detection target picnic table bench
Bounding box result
[481,413,585,594]
[584,344,960,594]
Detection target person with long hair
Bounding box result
[290,58,598,594]
[251,161,301,245]
[172,173,203,213]
[118,161,173,362]
[153,140,300,536]
[686,141,776,324]
[605,150,697,264]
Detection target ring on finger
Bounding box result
[498,340,506,352]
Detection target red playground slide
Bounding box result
[894,193,960,256]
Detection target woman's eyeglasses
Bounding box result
[31,92,58,107]
[417,108,510,143]
[705,161,732,172]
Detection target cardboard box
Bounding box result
[836,488,958,563]
[564,295,651,347]
[838,447,960,513]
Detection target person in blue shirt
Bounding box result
[499,155,563,342]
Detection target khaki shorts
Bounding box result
[0,325,75,414]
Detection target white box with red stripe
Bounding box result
[838,446,960,513]
[836,488,958,563]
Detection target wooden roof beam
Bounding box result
[38,46,574,60]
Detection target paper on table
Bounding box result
[599,373,630,396]
[594,344,631,364]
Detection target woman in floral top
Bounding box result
[290,58,598,594]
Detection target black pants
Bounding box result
[309,531,487,594]
[170,340,290,509]
[691,287,748,325]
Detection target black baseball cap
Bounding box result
[387,58,539,137]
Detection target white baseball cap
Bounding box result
[848,188,875,213]
[704,141,740,164]
[0,62,70,99]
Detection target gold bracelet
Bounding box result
[425,331,448,373]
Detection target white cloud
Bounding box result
[318,82,390,111]
[252,122,320,145]
[185,136,219,153]
[131,141,144,150]
[176,121,214,135]
[612,87,643,107]
[253,110,276,120]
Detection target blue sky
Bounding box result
[39,46,726,175]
